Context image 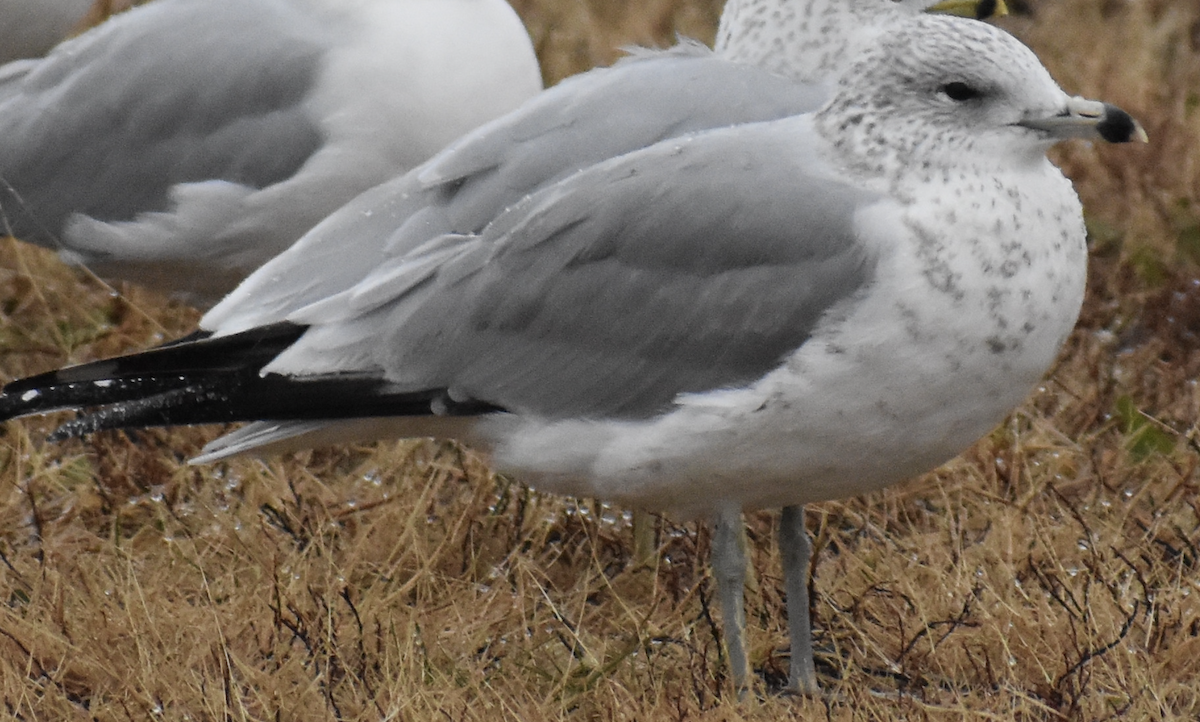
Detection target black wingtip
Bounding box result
[0,322,307,422]
[1,376,196,422]
[4,319,505,441]
[46,375,506,440]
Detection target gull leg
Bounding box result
[711,505,750,695]
[780,504,818,695]
[631,509,657,568]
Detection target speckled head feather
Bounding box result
[714,0,996,84]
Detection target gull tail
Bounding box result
[191,416,463,464]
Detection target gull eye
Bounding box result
[941,81,983,102]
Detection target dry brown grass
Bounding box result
[1,0,1199,719]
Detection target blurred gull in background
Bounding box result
[714,0,1007,85]
[0,11,1144,697]
[0,0,94,63]
[0,0,541,306]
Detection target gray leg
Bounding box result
[780,504,818,694]
[711,505,750,695]
[631,509,657,568]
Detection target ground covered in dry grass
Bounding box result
[1,0,1199,719]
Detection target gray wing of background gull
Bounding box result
[206,43,829,334]
[0,0,542,305]
[0,0,325,240]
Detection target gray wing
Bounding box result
[0,0,328,246]
[414,42,830,234]
[273,117,878,420]
[204,44,830,334]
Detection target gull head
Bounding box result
[816,14,1145,173]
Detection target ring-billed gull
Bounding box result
[0,13,1144,693]
[0,0,541,305]
[193,0,1006,580]
[186,0,1001,654]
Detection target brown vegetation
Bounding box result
[1,0,1198,719]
